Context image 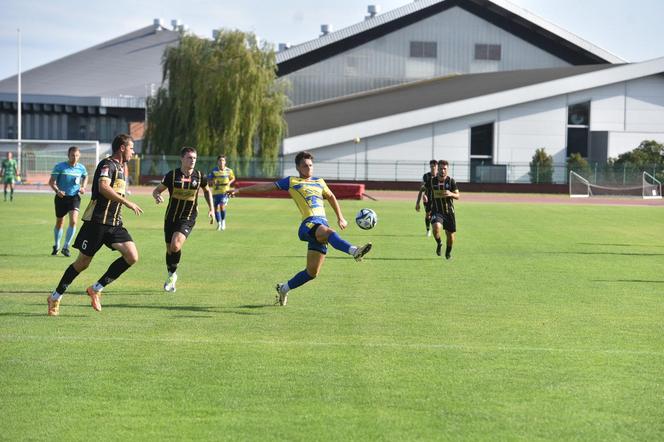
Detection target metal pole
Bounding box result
[17,28,22,176]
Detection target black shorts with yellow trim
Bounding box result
[73,221,133,257]
[431,212,456,233]
[164,219,196,243]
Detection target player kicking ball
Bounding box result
[227,151,372,306]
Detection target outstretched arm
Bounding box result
[228,182,278,196]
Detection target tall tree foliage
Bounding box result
[146,30,288,173]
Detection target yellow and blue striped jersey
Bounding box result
[208,167,235,196]
[275,176,332,221]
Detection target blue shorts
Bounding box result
[213,194,230,207]
[298,217,329,254]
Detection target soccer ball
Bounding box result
[355,208,377,230]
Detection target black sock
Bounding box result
[55,264,80,294]
[98,257,131,287]
[446,245,452,256]
[425,218,431,230]
[166,250,181,274]
[436,238,442,245]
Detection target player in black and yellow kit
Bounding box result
[47,134,143,316]
[430,160,459,259]
[153,147,214,292]
[415,160,438,237]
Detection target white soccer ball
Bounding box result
[355,208,377,230]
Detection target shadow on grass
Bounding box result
[272,255,434,261]
[593,279,664,284]
[545,251,664,257]
[0,290,49,295]
[0,312,87,318]
[578,242,664,248]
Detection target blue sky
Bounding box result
[0,0,663,81]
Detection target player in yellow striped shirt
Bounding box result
[208,155,235,231]
[228,151,371,306]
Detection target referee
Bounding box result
[48,146,88,257]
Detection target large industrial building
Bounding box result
[1,0,663,183]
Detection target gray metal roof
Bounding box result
[285,64,618,137]
[276,0,624,75]
[0,24,179,103]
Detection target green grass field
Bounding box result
[1,193,663,441]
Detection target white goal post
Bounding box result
[569,171,591,198]
[0,139,105,183]
[570,170,662,199]
[642,171,662,199]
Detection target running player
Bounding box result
[415,160,438,237]
[47,134,143,316]
[48,146,88,257]
[430,160,459,259]
[153,146,214,292]
[1,151,18,202]
[227,151,372,306]
[208,155,235,231]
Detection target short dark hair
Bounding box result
[217,155,226,161]
[438,160,449,167]
[111,134,133,153]
[295,151,313,166]
[180,146,197,157]
[68,146,79,155]
[429,159,438,166]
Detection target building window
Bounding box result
[474,44,501,61]
[410,41,437,58]
[567,101,590,157]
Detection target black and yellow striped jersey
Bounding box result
[81,157,127,226]
[430,175,458,216]
[421,172,436,205]
[162,169,208,222]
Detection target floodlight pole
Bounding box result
[17,28,22,175]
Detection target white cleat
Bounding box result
[217,223,222,231]
[164,272,178,292]
[353,243,372,261]
[275,283,288,306]
[426,230,432,237]
[221,220,226,231]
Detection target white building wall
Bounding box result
[625,76,664,132]
[285,6,571,105]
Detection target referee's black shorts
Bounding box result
[431,212,456,233]
[73,221,133,257]
[54,194,81,218]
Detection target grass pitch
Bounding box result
[1,193,663,440]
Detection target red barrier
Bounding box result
[235,180,364,200]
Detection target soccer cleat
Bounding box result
[275,283,288,306]
[216,223,222,231]
[436,243,442,256]
[47,295,60,316]
[61,248,70,257]
[426,230,431,237]
[221,220,226,231]
[164,273,178,292]
[51,246,58,256]
[445,253,452,260]
[353,242,372,261]
[86,287,102,312]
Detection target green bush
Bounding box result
[529,148,554,184]
[567,153,591,178]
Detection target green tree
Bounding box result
[146,30,289,175]
[609,140,664,182]
[529,148,554,183]
[567,153,591,178]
